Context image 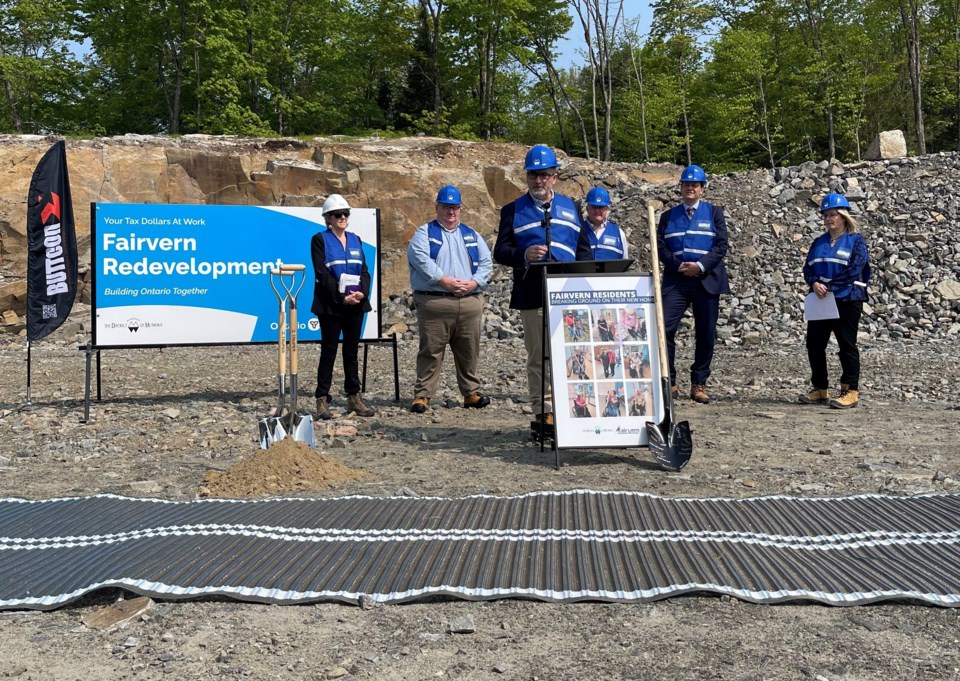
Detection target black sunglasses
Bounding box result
[329,211,350,219]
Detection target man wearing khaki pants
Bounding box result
[493,145,593,431]
[407,185,493,414]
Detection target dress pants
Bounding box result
[520,307,552,415]
[315,312,364,399]
[662,276,720,386]
[806,300,862,390]
[413,293,483,399]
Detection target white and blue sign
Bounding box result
[92,203,381,347]
[546,272,660,449]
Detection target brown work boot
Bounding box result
[535,412,555,426]
[463,392,491,409]
[799,388,830,404]
[410,396,429,414]
[671,385,680,400]
[690,384,710,404]
[829,388,859,409]
[315,396,333,420]
[347,393,375,417]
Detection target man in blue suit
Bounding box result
[656,165,731,404]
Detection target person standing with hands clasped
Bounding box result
[657,164,730,405]
[584,187,628,261]
[494,144,592,430]
[799,193,871,409]
[407,185,493,414]
[310,194,376,420]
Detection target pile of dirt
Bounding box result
[198,438,368,498]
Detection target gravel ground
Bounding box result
[1,327,959,680]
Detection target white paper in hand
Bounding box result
[804,291,839,321]
[338,273,361,294]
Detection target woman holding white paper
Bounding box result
[310,194,375,419]
[799,193,871,409]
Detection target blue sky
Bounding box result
[556,3,653,68]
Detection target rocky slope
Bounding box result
[2,136,959,349]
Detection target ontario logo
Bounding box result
[308,318,321,332]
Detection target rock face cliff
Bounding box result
[2,135,959,345]
[0,135,671,299]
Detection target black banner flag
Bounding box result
[26,140,78,341]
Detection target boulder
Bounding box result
[936,280,960,302]
[865,130,907,160]
[0,280,27,313]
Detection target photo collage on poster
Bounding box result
[561,304,654,421]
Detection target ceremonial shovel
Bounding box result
[258,264,316,449]
[645,204,693,471]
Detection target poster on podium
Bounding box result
[546,272,663,449]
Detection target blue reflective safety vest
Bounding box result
[664,203,717,263]
[321,230,364,283]
[428,220,479,275]
[511,193,582,262]
[805,232,870,301]
[587,221,625,260]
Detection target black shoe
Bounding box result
[410,397,429,414]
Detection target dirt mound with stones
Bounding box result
[198,438,368,498]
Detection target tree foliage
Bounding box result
[2,0,960,167]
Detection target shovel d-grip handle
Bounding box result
[268,267,290,376]
[277,264,307,375]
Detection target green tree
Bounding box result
[81,0,207,134]
[649,0,716,164]
[0,0,88,134]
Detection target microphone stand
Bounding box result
[537,200,554,452]
[542,200,552,261]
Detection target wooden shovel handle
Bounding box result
[647,204,670,378]
[278,303,287,375]
[288,303,298,375]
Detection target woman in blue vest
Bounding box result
[310,194,375,420]
[800,193,871,409]
[584,187,628,261]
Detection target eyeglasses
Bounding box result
[329,211,350,219]
[439,205,461,211]
[527,171,556,181]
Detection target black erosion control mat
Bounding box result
[1,491,959,610]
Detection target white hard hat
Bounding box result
[322,194,351,215]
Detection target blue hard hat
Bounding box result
[680,165,707,184]
[819,193,850,212]
[436,185,462,205]
[524,144,559,171]
[586,187,611,207]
